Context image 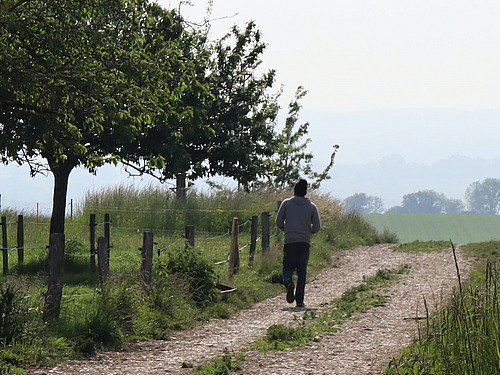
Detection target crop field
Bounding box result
[364,213,500,244]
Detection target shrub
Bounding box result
[160,246,219,307]
[324,211,382,249]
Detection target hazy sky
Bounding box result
[2,1,500,212]
[164,0,500,112]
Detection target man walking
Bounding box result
[276,179,321,308]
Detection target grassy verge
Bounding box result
[386,241,500,374]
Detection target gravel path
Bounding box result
[31,244,474,375]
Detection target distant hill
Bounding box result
[364,213,500,244]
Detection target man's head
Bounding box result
[294,178,308,197]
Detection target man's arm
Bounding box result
[276,202,286,230]
[311,205,321,233]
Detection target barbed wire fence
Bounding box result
[0,204,283,285]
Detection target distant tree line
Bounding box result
[343,178,500,215]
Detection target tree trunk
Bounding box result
[49,164,73,235]
[45,162,73,319]
[176,172,187,200]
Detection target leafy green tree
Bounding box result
[262,86,339,189]
[465,178,500,214]
[0,0,209,234]
[0,0,212,316]
[177,22,281,195]
[343,193,384,214]
[387,190,464,214]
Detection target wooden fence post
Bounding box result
[104,213,110,259]
[1,216,7,275]
[249,215,258,267]
[261,211,270,252]
[89,214,96,273]
[185,225,195,247]
[45,233,65,319]
[229,218,239,276]
[141,232,154,287]
[97,236,109,283]
[17,215,24,264]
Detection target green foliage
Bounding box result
[0,0,213,235]
[387,189,464,214]
[167,21,280,189]
[257,324,315,351]
[465,178,500,214]
[159,246,219,307]
[191,349,243,375]
[323,211,387,249]
[343,192,384,214]
[58,293,123,356]
[261,86,339,189]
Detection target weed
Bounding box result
[192,348,243,374]
[0,285,27,344]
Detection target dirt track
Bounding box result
[31,244,473,375]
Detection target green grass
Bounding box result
[396,240,452,253]
[364,213,500,244]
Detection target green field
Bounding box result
[364,213,500,244]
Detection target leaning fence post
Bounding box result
[229,218,240,276]
[17,215,24,264]
[45,233,65,319]
[249,215,258,267]
[1,216,7,274]
[97,236,109,283]
[261,212,270,252]
[141,232,154,287]
[89,214,96,273]
[185,225,195,247]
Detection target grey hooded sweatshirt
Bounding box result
[275,196,321,245]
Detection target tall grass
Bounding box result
[0,185,390,374]
[387,242,500,374]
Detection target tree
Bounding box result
[465,178,500,214]
[261,86,339,189]
[119,21,281,198]
[343,193,384,214]
[0,0,209,234]
[386,190,464,214]
[0,0,211,316]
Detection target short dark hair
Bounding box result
[294,179,307,197]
